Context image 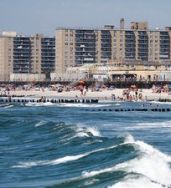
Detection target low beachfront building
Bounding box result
[53,63,171,82]
[10,73,46,82]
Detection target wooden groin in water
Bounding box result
[0,97,99,104]
[86,108,171,112]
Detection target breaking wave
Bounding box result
[83,135,171,188]
[12,132,171,188]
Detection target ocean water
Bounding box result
[1,101,171,188]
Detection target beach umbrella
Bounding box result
[78,80,85,85]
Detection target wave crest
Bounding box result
[82,135,171,187]
[75,126,101,137]
[108,177,165,188]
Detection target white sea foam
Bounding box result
[150,101,171,105]
[10,135,135,169]
[82,135,171,187]
[140,120,171,128]
[35,120,47,127]
[0,103,14,108]
[25,102,54,107]
[12,133,171,188]
[12,154,85,168]
[76,132,90,137]
[3,104,14,108]
[45,155,86,165]
[82,166,116,178]
[108,177,164,188]
[86,127,101,137]
[58,103,110,108]
[129,120,171,130]
[124,134,135,143]
[83,178,99,186]
[115,103,121,106]
[75,126,101,137]
[12,161,44,168]
[12,141,122,168]
[114,135,171,186]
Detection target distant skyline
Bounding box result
[0,0,171,36]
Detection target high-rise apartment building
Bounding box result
[0,32,15,81]
[13,36,32,73]
[41,37,55,75]
[0,20,171,81]
[0,33,55,81]
[13,34,55,75]
[55,22,171,74]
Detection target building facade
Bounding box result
[0,33,55,81]
[0,32,15,81]
[55,21,171,75]
[1,20,171,82]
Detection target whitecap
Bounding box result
[3,104,14,108]
[25,102,54,107]
[76,132,90,137]
[58,103,110,108]
[83,178,99,186]
[12,142,122,168]
[45,155,86,165]
[115,136,171,187]
[82,135,171,187]
[135,120,171,129]
[75,126,101,137]
[124,120,171,131]
[86,127,101,137]
[115,103,121,106]
[35,120,47,127]
[108,176,164,188]
[124,134,135,143]
[12,133,171,188]
[150,101,171,105]
[11,154,85,168]
[12,161,44,168]
[11,152,92,168]
[82,167,115,178]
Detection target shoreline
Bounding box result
[1,88,171,102]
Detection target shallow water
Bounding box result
[1,101,171,188]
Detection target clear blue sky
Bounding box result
[0,0,171,36]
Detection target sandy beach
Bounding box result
[5,87,171,101]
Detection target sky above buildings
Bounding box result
[0,0,171,36]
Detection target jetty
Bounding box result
[86,108,171,112]
[0,96,99,104]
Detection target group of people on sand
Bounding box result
[152,84,169,93]
[111,88,143,102]
[123,89,143,101]
[78,84,89,96]
[1,82,170,102]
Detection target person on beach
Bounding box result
[83,90,86,96]
[111,94,116,101]
[80,88,83,96]
[138,93,143,100]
